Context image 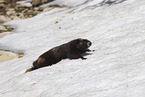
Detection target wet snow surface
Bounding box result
[0,0,145,97]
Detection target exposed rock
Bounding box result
[0,15,11,23]
[0,4,46,24]
[0,0,7,4]
[0,25,6,30]
[31,0,54,7]
[31,0,41,7]
[6,8,16,15]
[0,25,7,33]
[0,4,6,15]
[5,25,14,31]
[0,0,52,63]
[0,50,24,63]
[0,0,67,24]
[24,10,38,17]
[0,25,14,33]
[34,7,43,11]
[0,50,18,63]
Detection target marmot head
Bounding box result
[76,38,92,50]
[70,38,92,51]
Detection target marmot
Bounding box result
[25,38,93,73]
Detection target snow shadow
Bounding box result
[69,0,127,12]
[86,0,127,9]
[100,0,127,6]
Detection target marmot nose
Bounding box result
[87,42,91,47]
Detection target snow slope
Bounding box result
[0,0,145,97]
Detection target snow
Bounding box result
[0,0,145,97]
[16,0,32,7]
[40,0,88,7]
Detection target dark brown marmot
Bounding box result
[25,38,93,73]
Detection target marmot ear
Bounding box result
[76,38,81,44]
[76,38,82,44]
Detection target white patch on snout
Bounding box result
[87,42,91,47]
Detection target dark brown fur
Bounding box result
[25,38,93,73]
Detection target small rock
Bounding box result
[0,15,11,23]
[22,9,28,13]
[31,0,41,7]
[34,7,43,11]
[5,25,14,31]
[0,4,6,15]
[6,8,16,15]
[10,15,21,20]
[0,25,6,30]
[31,0,54,7]
[0,25,7,33]
[55,21,59,24]
[0,25,14,33]
[24,10,38,17]
[0,0,6,4]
